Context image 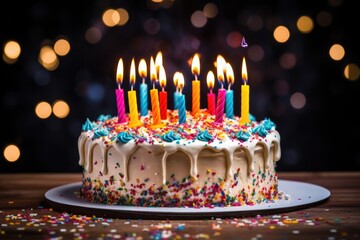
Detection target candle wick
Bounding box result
[142,78,145,84]
[162,87,164,92]
[228,84,231,90]
[118,83,121,90]
[153,83,155,89]
[210,88,213,94]
[195,74,198,81]
[131,85,134,91]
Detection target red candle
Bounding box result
[159,65,167,120]
[206,71,216,115]
[115,58,126,123]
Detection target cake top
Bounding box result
[81,109,278,147]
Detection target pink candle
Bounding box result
[116,58,126,123]
[206,71,216,115]
[215,55,226,123]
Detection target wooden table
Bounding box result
[0,172,359,239]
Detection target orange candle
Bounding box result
[159,65,168,120]
[150,57,163,128]
[191,53,200,115]
[128,58,141,128]
[240,57,250,125]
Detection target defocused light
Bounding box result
[87,83,105,102]
[344,63,359,81]
[329,44,345,61]
[4,144,20,162]
[316,11,332,27]
[274,79,289,96]
[226,31,243,48]
[297,16,314,34]
[203,3,218,18]
[290,92,306,109]
[328,0,343,7]
[85,27,102,44]
[191,10,207,28]
[53,100,70,118]
[54,38,70,56]
[38,46,59,71]
[102,9,120,27]
[3,40,21,64]
[144,18,160,35]
[117,8,129,26]
[273,25,290,43]
[35,101,52,119]
[279,53,297,69]
[248,45,264,62]
[247,15,263,31]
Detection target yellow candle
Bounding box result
[149,58,164,128]
[128,58,141,128]
[191,53,200,115]
[240,57,250,125]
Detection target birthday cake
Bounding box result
[78,109,281,207]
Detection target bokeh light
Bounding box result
[3,144,20,162]
[329,44,345,61]
[102,9,120,27]
[290,92,306,109]
[297,16,314,34]
[191,10,207,28]
[117,8,129,26]
[344,63,359,81]
[3,40,21,64]
[247,45,264,62]
[144,18,161,35]
[226,31,243,48]
[273,26,290,43]
[316,11,332,27]
[247,15,263,32]
[279,53,297,69]
[85,27,103,44]
[203,3,218,18]
[52,100,70,118]
[35,101,52,119]
[38,46,59,71]
[54,38,71,56]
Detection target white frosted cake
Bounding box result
[78,109,282,207]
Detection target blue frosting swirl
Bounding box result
[161,131,181,142]
[82,118,95,131]
[262,118,276,130]
[93,127,109,139]
[97,114,112,122]
[252,124,268,137]
[116,132,133,144]
[235,130,251,141]
[196,130,213,142]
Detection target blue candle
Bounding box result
[178,94,186,124]
[140,82,148,116]
[138,59,148,116]
[225,62,235,119]
[226,89,234,119]
[174,91,180,110]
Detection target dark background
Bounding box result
[1,0,359,173]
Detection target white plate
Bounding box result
[44,180,330,219]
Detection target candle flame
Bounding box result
[138,59,147,78]
[116,58,124,85]
[242,57,248,84]
[173,72,179,88]
[155,51,163,76]
[226,63,235,87]
[216,55,226,83]
[191,53,200,76]
[175,71,184,91]
[206,70,215,89]
[150,56,157,83]
[130,58,136,86]
[159,65,166,88]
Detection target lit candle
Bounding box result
[173,73,180,110]
[115,58,126,123]
[215,55,226,123]
[176,72,186,124]
[128,58,141,128]
[225,62,235,119]
[155,51,163,78]
[138,59,148,116]
[240,57,250,125]
[159,65,168,120]
[191,53,200,115]
[206,70,216,115]
[150,58,162,128]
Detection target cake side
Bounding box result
[78,109,281,207]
